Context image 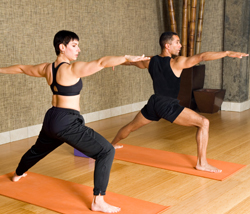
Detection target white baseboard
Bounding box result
[221,100,250,112]
[1,99,249,145]
[0,101,147,145]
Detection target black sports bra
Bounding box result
[50,62,83,96]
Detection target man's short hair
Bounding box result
[159,32,178,50]
[53,30,79,55]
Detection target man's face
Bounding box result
[168,35,182,56]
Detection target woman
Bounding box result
[0,30,149,213]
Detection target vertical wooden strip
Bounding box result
[187,0,191,22]
[181,0,188,56]
[168,0,178,33]
[196,0,205,55]
[188,0,197,56]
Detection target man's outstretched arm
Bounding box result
[173,51,249,71]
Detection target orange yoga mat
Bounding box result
[0,172,169,214]
[114,144,246,181]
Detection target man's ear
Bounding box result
[165,43,170,50]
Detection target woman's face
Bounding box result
[64,39,81,61]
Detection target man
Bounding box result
[111,32,248,173]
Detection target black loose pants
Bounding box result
[15,107,115,195]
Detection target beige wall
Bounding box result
[199,1,225,89]
[171,0,225,89]
[0,0,165,132]
[0,0,225,133]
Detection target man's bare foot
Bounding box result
[91,195,121,213]
[196,163,222,173]
[112,144,123,149]
[12,172,27,182]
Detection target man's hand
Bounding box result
[227,51,249,58]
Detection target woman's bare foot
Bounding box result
[12,172,27,182]
[91,195,121,213]
[196,163,222,173]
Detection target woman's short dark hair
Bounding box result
[53,30,79,55]
[159,32,178,50]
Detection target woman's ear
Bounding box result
[59,43,66,53]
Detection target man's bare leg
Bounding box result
[173,108,222,173]
[111,112,151,149]
[91,194,121,213]
[12,172,27,182]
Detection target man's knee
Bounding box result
[201,116,209,129]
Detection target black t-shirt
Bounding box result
[148,55,181,98]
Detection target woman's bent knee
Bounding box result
[104,143,115,158]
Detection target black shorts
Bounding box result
[141,94,184,123]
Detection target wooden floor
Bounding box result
[1,109,250,214]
